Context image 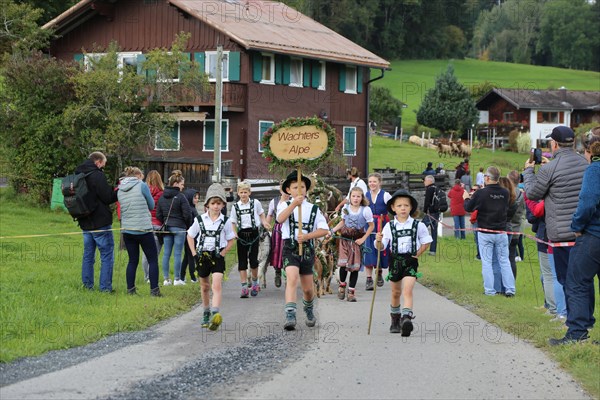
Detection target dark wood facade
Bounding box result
[48,0,373,181]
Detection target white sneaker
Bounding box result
[173,279,186,286]
[515,256,522,262]
[163,279,172,286]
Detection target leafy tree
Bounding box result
[16,0,76,24]
[369,86,404,126]
[537,0,599,71]
[0,0,52,57]
[416,65,479,134]
[0,51,79,202]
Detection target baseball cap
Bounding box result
[546,126,574,143]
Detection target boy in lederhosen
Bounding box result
[277,171,329,330]
[230,181,270,298]
[376,189,432,336]
[187,183,235,331]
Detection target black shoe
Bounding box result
[377,273,384,287]
[150,287,162,297]
[275,270,282,288]
[284,310,297,331]
[390,313,401,334]
[365,278,374,291]
[400,313,414,337]
[505,293,515,298]
[127,287,137,295]
[549,334,589,346]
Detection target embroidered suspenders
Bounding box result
[196,216,225,252]
[287,202,318,247]
[390,219,419,256]
[234,200,256,229]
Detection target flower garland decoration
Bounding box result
[261,116,336,170]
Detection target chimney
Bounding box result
[559,86,567,101]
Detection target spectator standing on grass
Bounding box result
[448,179,467,239]
[463,166,516,297]
[141,170,164,283]
[470,185,481,260]
[476,167,485,187]
[75,151,118,292]
[550,128,600,345]
[156,171,192,286]
[117,167,161,297]
[523,126,589,322]
[422,175,439,256]
[335,167,368,213]
[506,171,526,278]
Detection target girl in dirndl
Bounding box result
[364,173,392,290]
[266,185,290,288]
[329,187,374,302]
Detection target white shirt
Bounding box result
[230,198,264,229]
[347,178,368,199]
[187,213,235,251]
[343,205,374,229]
[380,216,432,254]
[476,172,485,186]
[277,199,329,240]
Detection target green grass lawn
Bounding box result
[368,134,528,175]
[374,59,600,130]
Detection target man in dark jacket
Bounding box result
[422,175,439,256]
[464,166,516,296]
[523,126,588,321]
[74,152,118,292]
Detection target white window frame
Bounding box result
[205,51,230,82]
[156,51,180,83]
[258,120,274,153]
[345,65,357,94]
[83,53,105,72]
[318,61,326,90]
[203,119,230,152]
[289,58,303,87]
[343,126,357,156]
[154,121,181,151]
[84,52,142,79]
[261,53,275,84]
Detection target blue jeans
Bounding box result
[162,227,187,280]
[422,213,439,253]
[548,252,566,317]
[478,232,515,295]
[453,215,466,239]
[565,234,599,339]
[82,225,115,291]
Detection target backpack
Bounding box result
[430,186,448,213]
[62,172,97,220]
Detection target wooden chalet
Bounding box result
[44,0,390,185]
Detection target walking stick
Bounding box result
[368,218,383,335]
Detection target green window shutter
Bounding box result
[194,52,205,74]
[339,65,346,92]
[274,55,283,84]
[259,121,274,151]
[282,56,291,85]
[178,52,191,77]
[252,52,262,82]
[136,54,146,75]
[74,53,84,66]
[204,121,228,151]
[303,59,311,87]
[311,60,320,89]
[157,123,178,150]
[228,51,240,82]
[344,127,356,155]
[357,66,363,93]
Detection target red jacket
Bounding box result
[149,185,164,226]
[448,184,466,216]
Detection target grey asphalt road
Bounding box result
[0,271,591,400]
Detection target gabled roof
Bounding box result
[43,0,390,69]
[476,88,600,111]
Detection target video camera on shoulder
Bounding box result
[529,148,542,165]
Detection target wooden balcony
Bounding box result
[142,82,246,111]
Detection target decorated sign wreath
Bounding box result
[261,116,336,170]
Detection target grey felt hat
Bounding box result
[204,183,227,207]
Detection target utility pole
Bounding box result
[213,45,223,183]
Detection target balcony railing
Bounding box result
[142,82,246,111]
